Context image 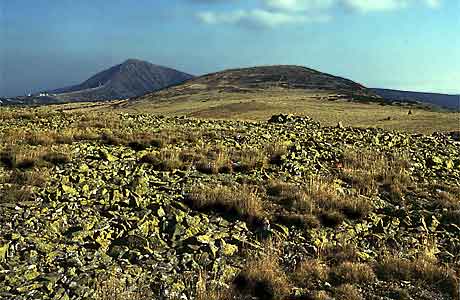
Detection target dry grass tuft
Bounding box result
[196,271,233,300]
[334,284,363,300]
[0,185,34,203]
[292,258,329,287]
[140,149,184,171]
[196,148,232,174]
[434,190,460,210]
[332,261,376,284]
[266,142,288,165]
[186,184,263,221]
[25,131,56,146]
[7,169,49,187]
[233,239,291,300]
[319,210,345,227]
[267,180,313,212]
[377,256,459,298]
[309,290,333,300]
[340,149,411,198]
[231,148,268,172]
[321,244,359,265]
[42,152,71,165]
[93,275,153,300]
[275,213,320,229]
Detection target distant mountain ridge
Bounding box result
[371,88,460,111]
[49,59,194,102]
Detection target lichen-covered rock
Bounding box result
[1,112,459,300]
[268,114,321,128]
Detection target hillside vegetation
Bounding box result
[0,108,459,300]
[134,65,374,98]
[58,90,460,134]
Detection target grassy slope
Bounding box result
[65,89,460,134]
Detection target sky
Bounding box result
[1,0,459,97]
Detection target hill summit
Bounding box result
[137,65,376,100]
[50,59,194,102]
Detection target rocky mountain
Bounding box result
[49,59,194,102]
[0,59,194,105]
[371,88,460,111]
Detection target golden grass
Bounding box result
[376,256,459,298]
[292,258,329,287]
[266,142,289,165]
[310,290,333,300]
[140,149,185,171]
[340,149,411,199]
[5,90,458,134]
[0,185,34,203]
[231,148,268,172]
[0,147,71,170]
[267,180,313,212]
[186,184,263,221]
[332,261,376,284]
[196,148,232,174]
[275,213,320,229]
[434,191,460,210]
[6,169,49,187]
[268,178,373,225]
[93,275,152,300]
[196,271,233,300]
[233,239,291,300]
[334,284,363,300]
[110,90,459,134]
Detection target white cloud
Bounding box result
[263,0,336,12]
[341,0,409,12]
[194,0,443,28]
[340,0,443,12]
[197,9,330,28]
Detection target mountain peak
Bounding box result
[49,60,194,102]
[121,58,146,65]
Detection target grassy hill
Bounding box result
[0,108,459,299]
[133,65,375,98]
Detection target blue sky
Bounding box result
[1,0,459,96]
